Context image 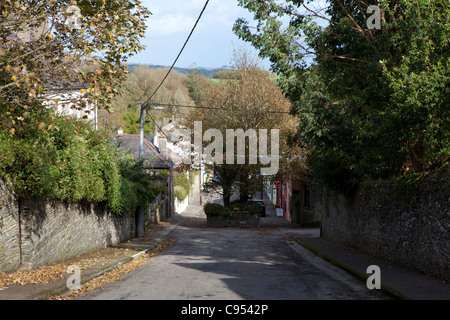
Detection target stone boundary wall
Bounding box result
[19,198,135,270]
[0,180,20,273]
[321,167,450,281]
[0,179,135,273]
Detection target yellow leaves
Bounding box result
[9,128,15,136]
[5,64,11,72]
[38,122,46,131]
[80,88,86,94]
[11,75,16,81]
[0,264,68,287]
[48,34,53,39]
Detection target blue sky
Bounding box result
[128,0,272,69]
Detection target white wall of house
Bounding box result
[43,91,97,127]
[175,196,189,214]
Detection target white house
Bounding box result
[43,89,98,128]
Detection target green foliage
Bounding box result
[184,70,203,105]
[203,203,227,217]
[0,110,154,214]
[122,109,154,135]
[189,170,199,186]
[118,155,155,214]
[1,0,150,119]
[234,0,450,195]
[174,172,190,201]
[174,186,187,202]
[203,201,261,217]
[229,200,262,216]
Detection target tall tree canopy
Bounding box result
[185,49,301,206]
[1,0,150,135]
[234,0,449,194]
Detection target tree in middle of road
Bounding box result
[183,48,301,207]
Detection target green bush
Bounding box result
[118,155,155,215]
[174,186,187,202]
[204,201,261,217]
[174,171,190,201]
[229,200,261,215]
[203,203,228,217]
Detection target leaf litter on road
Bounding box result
[50,238,177,300]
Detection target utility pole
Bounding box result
[137,102,165,237]
[139,102,145,160]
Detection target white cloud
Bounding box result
[148,13,196,36]
[131,0,274,68]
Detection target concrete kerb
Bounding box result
[295,238,414,300]
[130,222,180,259]
[56,221,181,299]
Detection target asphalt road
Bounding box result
[77,210,388,300]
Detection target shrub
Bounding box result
[0,110,154,215]
[174,171,190,201]
[203,203,228,217]
[229,200,261,215]
[204,201,261,217]
[174,186,187,202]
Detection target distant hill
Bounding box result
[127,63,230,79]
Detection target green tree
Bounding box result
[184,69,203,105]
[186,49,298,206]
[234,0,449,194]
[1,0,150,135]
[122,109,154,135]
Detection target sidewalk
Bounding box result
[256,190,450,300]
[295,237,450,300]
[0,215,183,300]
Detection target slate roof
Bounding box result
[111,134,173,169]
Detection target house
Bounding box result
[154,118,205,211]
[43,85,98,128]
[265,175,321,227]
[111,134,175,226]
[3,15,97,127]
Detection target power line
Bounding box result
[145,109,170,140]
[143,0,210,106]
[152,103,292,114]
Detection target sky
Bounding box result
[127,0,272,70]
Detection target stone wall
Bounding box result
[321,166,450,281]
[19,198,135,270]
[0,179,20,273]
[0,178,136,273]
[297,182,322,227]
[207,214,260,228]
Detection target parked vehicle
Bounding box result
[251,199,266,217]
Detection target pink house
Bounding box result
[274,180,293,222]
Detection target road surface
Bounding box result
[77,199,388,300]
